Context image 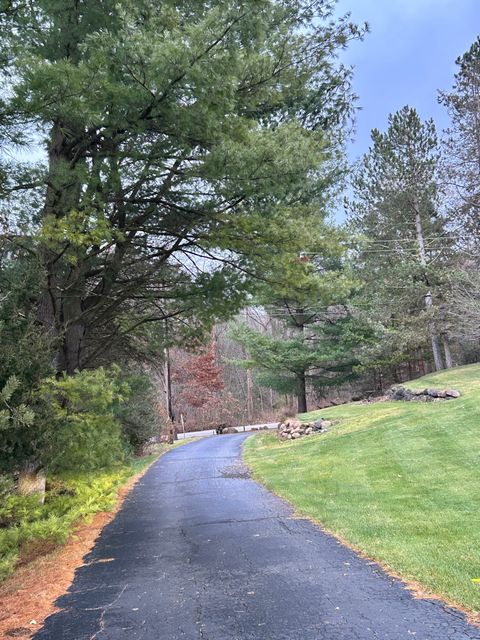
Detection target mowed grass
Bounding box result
[244,363,480,613]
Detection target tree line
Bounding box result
[231,36,480,414]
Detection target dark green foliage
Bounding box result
[41,368,128,473]
[231,313,359,409]
[0,0,364,374]
[115,370,164,454]
[0,252,57,474]
[346,106,454,370]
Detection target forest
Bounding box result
[0,0,478,535]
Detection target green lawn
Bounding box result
[244,363,480,613]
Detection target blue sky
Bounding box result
[335,0,480,161]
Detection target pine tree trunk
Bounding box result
[430,333,445,372]
[414,208,444,371]
[39,119,85,374]
[442,335,454,369]
[297,372,307,414]
[416,350,426,376]
[18,462,46,504]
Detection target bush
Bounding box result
[40,367,129,472]
[0,474,13,503]
[0,465,139,582]
[114,370,164,454]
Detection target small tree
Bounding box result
[115,369,166,454]
[177,342,224,409]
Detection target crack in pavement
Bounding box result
[88,583,129,640]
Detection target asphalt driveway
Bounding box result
[34,434,479,639]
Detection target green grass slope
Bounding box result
[244,363,480,614]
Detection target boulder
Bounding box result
[224,427,238,434]
[445,389,461,398]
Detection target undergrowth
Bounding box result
[0,452,160,581]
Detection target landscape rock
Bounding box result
[277,417,332,441]
[386,386,461,402]
[224,427,238,434]
[445,389,461,398]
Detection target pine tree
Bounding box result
[439,37,480,258]
[347,106,455,371]
[0,0,364,374]
[230,223,358,413]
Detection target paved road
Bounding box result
[35,435,479,640]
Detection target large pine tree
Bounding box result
[0,0,363,374]
[347,106,455,371]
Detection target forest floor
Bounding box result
[244,363,480,620]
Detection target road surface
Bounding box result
[35,434,479,639]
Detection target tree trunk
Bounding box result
[414,208,444,371]
[442,335,454,369]
[57,270,86,374]
[246,368,253,421]
[297,372,307,414]
[416,350,426,376]
[39,119,85,374]
[430,333,444,371]
[164,346,174,423]
[18,462,46,504]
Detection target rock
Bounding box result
[321,420,333,428]
[445,389,461,398]
[291,432,302,439]
[224,427,238,434]
[386,385,461,403]
[388,386,411,401]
